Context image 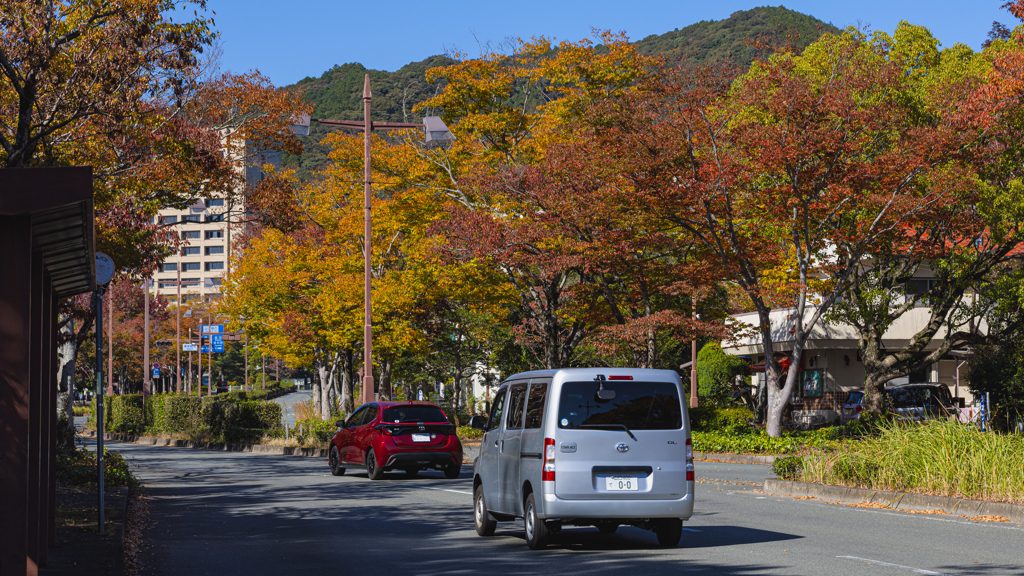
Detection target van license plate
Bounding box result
[412,434,430,442]
[605,476,637,491]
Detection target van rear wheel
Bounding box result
[654,518,683,547]
[524,493,549,549]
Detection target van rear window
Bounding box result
[557,381,682,430]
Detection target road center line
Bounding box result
[397,483,473,495]
[837,556,952,575]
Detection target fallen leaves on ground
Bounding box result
[971,515,1011,523]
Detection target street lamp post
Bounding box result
[314,74,454,405]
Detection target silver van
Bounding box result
[468,368,695,549]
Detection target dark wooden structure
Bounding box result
[0,167,94,576]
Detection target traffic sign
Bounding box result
[152,366,160,377]
[201,324,224,334]
[201,345,210,353]
[182,343,198,352]
[211,334,225,353]
[95,253,115,285]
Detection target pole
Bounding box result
[176,269,181,393]
[362,73,375,405]
[244,335,249,392]
[143,278,151,407]
[188,327,193,394]
[690,309,698,409]
[107,283,113,395]
[261,353,266,389]
[94,288,106,532]
[198,316,203,398]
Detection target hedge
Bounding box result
[95,393,282,442]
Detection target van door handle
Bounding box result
[500,440,504,453]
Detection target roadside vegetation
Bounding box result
[773,419,1024,504]
[90,391,283,444]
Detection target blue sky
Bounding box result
[204,1,1010,87]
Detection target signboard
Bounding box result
[201,345,210,353]
[95,253,115,285]
[152,363,160,377]
[182,343,198,352]
[211,334,225,353]
[201,324,224,334]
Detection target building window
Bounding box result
[160,263,177,272]
[182,246,200,256]
[205,261,224,271]
[182,230,200,240]
[208,277,223,286]
[207,198,225,207]
[181,278,200,288]
[160,215,177,225]
[182,262,201,272]
[183,215,201,223]
[205,245,224,255]
[206,214,224,223]
[182,293,201,302]
[205,230,224,239]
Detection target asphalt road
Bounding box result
[274,391,312,427]
[85,437,1024,575]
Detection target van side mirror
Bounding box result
[469,415,489,430]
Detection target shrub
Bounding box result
[295,418,337,446]
[690,405,755,433]
[772,456,804,480]
[57,446,138,488]
[203,399,282,443]
[696,342,749,404]
[693,427,839,455]
[457,425,484,440]
[108,395,145,434]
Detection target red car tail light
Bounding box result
[542,437,556,482]
[608,375,633,380]
[685,437,694,481]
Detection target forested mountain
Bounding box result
[283,6,838,178]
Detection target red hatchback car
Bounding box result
[328,402,463,480]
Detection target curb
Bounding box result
[695,452,775,465]
[763,479,1024,522]
[80,430,329,459]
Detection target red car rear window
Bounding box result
[382,405,449,423]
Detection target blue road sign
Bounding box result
[212,334,225,353]
[152,363,160,377]
[201,345,210,353]
[201,324,224,334]
[182,343,198,352]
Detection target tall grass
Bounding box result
[801,419,1024,504]
[293,398,317,421]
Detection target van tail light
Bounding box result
[685,437,694,481]
[543,437,556,482]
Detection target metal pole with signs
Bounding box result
[94,253,114,532]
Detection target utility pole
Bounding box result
[143,278,151,408]
[176,267,181,393]
[107,284,113,395]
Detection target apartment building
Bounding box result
[152,117,308,302]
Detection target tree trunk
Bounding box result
[57,316,78,449]
[378,355,394,402]
[340,349,354,415]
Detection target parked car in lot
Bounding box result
[840,384,960,424]
[469,368,694,549]
[328,402,463,480]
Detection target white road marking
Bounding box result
[837,556,953,575]
[398,483,473,495]
[681,527,703,533]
